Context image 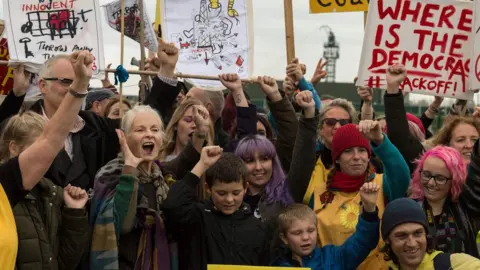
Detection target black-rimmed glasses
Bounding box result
[420,170,451,185]
[43,77,74,86]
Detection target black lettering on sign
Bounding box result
[317,0,331,7]
[19,38,34,58]
[335,0,346,7]
[317,0,368,7]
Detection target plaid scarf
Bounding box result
[90,154,175,270]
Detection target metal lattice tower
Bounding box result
[320,26,340,82]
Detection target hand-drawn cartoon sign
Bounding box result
[3,0,105,77]
[163,0,253,88]
[309,0,369,13]
[0,38,14,95]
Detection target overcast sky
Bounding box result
[1,0,368,95]
[1,0,464,103]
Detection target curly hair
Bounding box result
[409,146,466,203]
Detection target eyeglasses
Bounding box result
[322,118,350,127]
[420,170,451,185]
[43,77,74,86]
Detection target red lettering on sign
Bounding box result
[413,29,431,50]
[377,0,402,20]
[386,24,400,49]
[458,8,473,32]
[375,24,384,47]
[400,1,422,22]
[419,4,439,27]
[439,5,455,28]
[449,34,468,58]
[430,32,448,54]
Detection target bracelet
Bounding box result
[428,106,439,113]
[68,87,88,98]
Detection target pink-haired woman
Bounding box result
[408,146,480,257]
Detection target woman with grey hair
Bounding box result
[90,104,210,270]
[291,98,358,204]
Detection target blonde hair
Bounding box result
[0,111,46,162]
[159,99,214,161]
[278,204,317,234]
[319,98,358,124]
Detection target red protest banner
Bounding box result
[0,38,14,95]
[357,0,475,100]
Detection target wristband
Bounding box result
[68,87,88,98]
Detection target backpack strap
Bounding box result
[433,252,452,270]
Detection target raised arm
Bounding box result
[336,183,380,269]
[143,40,180,125]
[19,51,92,190]
[287,91,319,203]
[358,120,411,201]
[259,76,299,171]
[162,146,222,230]
[384,64,424,174]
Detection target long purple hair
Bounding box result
[234,135,293,206]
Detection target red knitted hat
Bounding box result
[406,113,426,135]
[331,124,371,162]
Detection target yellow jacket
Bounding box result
[387,250,480,269]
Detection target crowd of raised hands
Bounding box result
[1,38,480,270]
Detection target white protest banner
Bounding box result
[357,0,474,100]
[163,0,253,88]
[104,0,158,53]
[3,0,105,77]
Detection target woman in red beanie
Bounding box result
[288,119,410,269]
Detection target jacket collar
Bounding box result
[387,250,443,270]
[204,199,253,217]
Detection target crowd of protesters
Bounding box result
[1,35,480,270]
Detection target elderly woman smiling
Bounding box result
[90,104,210,270]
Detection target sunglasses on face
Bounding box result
[322,118,350,127]
[43,77,74,86]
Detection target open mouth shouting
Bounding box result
[142,142,155,156]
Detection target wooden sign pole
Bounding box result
[283,0,295,63]
[119,0,125,117]
[138,0,148,103]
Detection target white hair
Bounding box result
[121,105,164,135]
[38,54,70,79]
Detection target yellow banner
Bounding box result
[309,0,369,13]
[208,266,308,270]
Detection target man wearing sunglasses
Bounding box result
[0,41,191,193]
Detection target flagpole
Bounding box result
[138,0,148,102]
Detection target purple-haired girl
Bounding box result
[234,90,320,223]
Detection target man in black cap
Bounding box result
[85,88,114,117]
[381,198,480,269]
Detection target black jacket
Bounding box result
[0,78,178,189]
[162,172,271,270]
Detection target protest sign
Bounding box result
[357,0,475,100]
[310,0,369,13]
[104,0,158,53]
[470,0,480,90]
[3,0,105,77]
[163,0,253,88]
[0,38,14,95]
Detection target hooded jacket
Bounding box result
[162,172,271,270]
